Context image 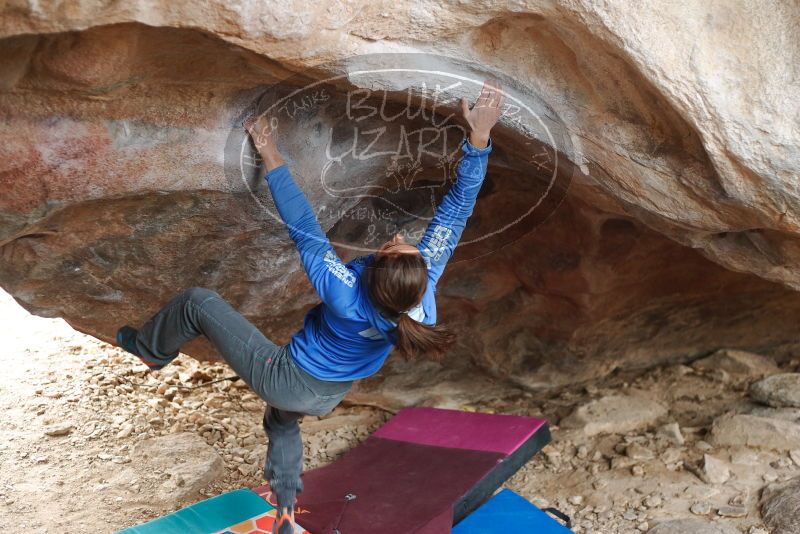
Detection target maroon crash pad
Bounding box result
[254,407,550,533]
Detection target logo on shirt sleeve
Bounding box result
[420,224,453,266]
[324,250,356,287]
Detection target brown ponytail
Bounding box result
[366,252,456,361]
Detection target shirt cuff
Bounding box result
[265,162,290,181]
[461,136,493,156]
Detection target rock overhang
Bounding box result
[1,3,799,389]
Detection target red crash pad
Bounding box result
[254,406,550,533]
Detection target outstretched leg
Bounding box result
[119,286,315,533]
[128,287,281,391]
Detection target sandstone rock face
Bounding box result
[0,1,799,389]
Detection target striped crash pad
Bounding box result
[117,489,309,534]
[118,407,549,534]
[452,489,573,533]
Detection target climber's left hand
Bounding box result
[460,77,504,148]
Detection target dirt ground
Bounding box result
[0,288,795,533]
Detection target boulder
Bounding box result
[760,476,800,534]
[715,506,746,518]
[656,422,685,446]
[741,406,800,423]
[751,374,800,408]
[702,454,730,485]
[647,519,740,534]
[1,2,800,390]
[131,432,224,504]
[692,350,779,381]
[560,393,667,436]
[43,422,74,437]
[710,413,800,451]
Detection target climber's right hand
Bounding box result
[245,113,284,171]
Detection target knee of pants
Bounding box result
[184,287,219,303]
[263,414,302,435]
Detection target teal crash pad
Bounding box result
[117,489,272,534]
[452,489,573,533]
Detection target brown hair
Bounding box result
[366,251,456,361]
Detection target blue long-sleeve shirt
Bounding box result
[266,137,493,381]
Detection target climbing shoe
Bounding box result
[115,326,166,371]
[272,506,296,534]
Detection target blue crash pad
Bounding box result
[452,488,573,533]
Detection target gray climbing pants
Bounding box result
[132,286,353,507]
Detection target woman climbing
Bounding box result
[115,78,503,534]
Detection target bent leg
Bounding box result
[135,287,281,391]
[263,406,304,509]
